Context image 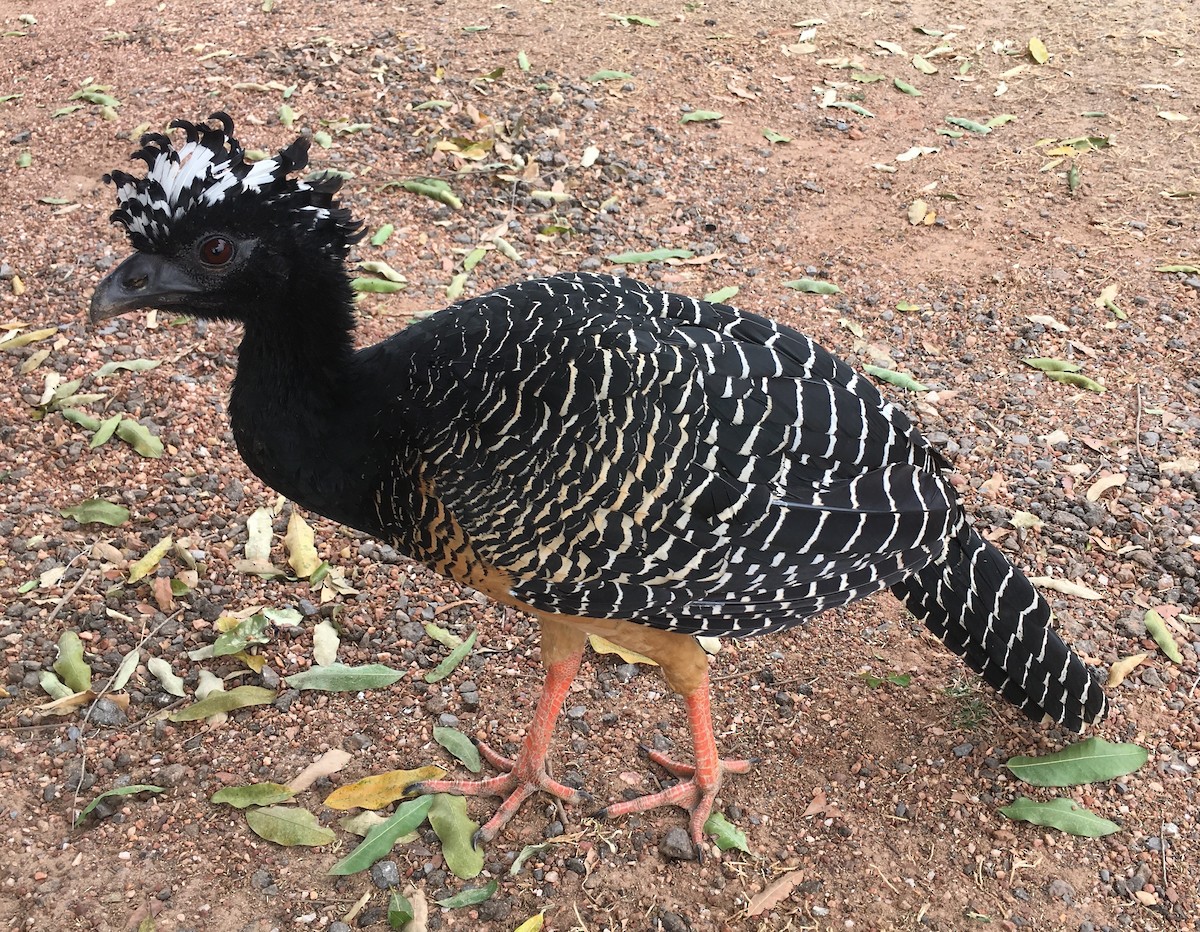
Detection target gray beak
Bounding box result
[89,252,200,323]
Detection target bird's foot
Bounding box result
[592,751,754,848]
[411,740,586,845]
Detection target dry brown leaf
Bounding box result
[1106,653,1149,687]
[747,870,804,917]
[288,748,353,791]
[151,576,174,612]
[1085,473,1126,502]
[405,887,429,932]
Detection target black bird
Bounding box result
[91,114,1107,845]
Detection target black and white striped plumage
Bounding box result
[93,115,1107,734]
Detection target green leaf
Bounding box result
[703,286,739,304]
[517,50,531,72]
[1046,371,1105,393]
[783,278,841,295]
[370,224,395,246]
[851,72,886,83]
[278,103,296,127]
[1144,609,1183,663]
[111,648,140,690]
[286,662,406,692]
[413,100,454,111]
[75,785,164,826]
[1028,37,1049,64]
[423,621,464,650]
[510,842,549,875]
[945,116,991,134]
[213,613,270,658]
[40,670,73,700]
[424,629,478,684]
[313,130,333,148]
[587,70,633,82]
[825,101,874,118]
[1006,737,1148,787]
[1023,357,1081,373]
[762,129,792,144]
[90,413,122,449]
[263,606,302,627]
[388,891,414,929]
[680,110,723,124]
[606,248,695,264]
[433,726,482,773]
[211,783,296,808]
[350,277,407,294]
[168,685,277,721]
[429,794,484,878]
[1155,264,1200,274]
[986,114,1016,128]
[1000,797,1119,837]
[53,631,92,693]
[893,77,922,96]
[116,419,164,457]
[245,805,335,846]
[863,364,928,392]
[704,812,750,852]
[328,796,435,875]
[436,878,499,908]
[128,535,173,583]
[391,178,462,209]
[95,358,160,378]
[60,499,129,526]
[61,409,101,431]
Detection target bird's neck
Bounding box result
[227,272,378,529]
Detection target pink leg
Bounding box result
[595,668,753,846]
[412,648,585,844]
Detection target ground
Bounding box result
[0,0,1197,930]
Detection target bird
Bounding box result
[90,114,1108,848]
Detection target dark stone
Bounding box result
[659,826,696,861]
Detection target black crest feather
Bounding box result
[104,112,362,252]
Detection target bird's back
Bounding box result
[366,273,960,638]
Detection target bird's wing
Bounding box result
[390,273,958,637]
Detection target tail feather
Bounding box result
[891,521,1108,731]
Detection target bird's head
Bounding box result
[90,112,363,325]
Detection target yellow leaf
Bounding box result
[907,199,929,225]
[1106,653,1148,687]
[285,512,323,576]
[323,766,446,810]
[1028,37,1048,63]
[232,650,266,673]
[128,535,173,584]
[588,634,658,666]
[513,912,546,932]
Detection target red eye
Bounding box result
[199,236,234,266]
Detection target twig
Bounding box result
[44,555,90,627]
[1160,819,1169,890]
[1134,384,1147,465]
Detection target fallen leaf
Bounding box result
[75,785,164,827]
[313,619,340,666]
[747,870,804,916]
[434,726,483,773]
[287,662,405,691]
[289,748,353,791]
[60,499,129,527]
[1106,654,1149,687]
[1006,737,1147,787]
[53,631,92,693]
[284,512,323,576]
[1144,609,1183,663]
[1028,37,1049,63]
[1028,577,1104,600]
[147,656,185,697]
[246,806,335,846]
[1085,474,1125,502]
[589,634,658,666]
[324,766,445,810]
[128,535,173,584]
[328,796,436,875]
[425,629,477,684]
[429,794,484,879]
[1000,797,1118,837]
[211,783,296,808]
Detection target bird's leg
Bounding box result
[594,666,753,845]
[412,618,587,844]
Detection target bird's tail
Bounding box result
[890,520,1108,731]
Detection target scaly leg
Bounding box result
[412,618,587,844]
[593,663,754,847]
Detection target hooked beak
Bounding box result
[89,252,201,323]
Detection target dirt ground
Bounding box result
[0,0,1197,930]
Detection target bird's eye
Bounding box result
[199,236,235,266]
